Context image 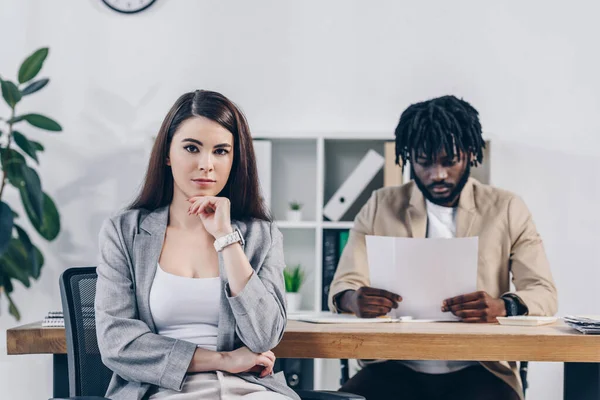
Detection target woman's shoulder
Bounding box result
[100,207,154,237]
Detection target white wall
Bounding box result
[1,1,599,399]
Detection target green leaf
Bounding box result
[19,166,44,223]
[1,272,14,293]
[23,192,60,241]
[0,202,14,257]
[22,114,62,132]
[33,245,44,271]
[5,291,20,320]
[0,148,26,187]
[21,78,49,96]
[0,240,30,288]
[12,131,39,163]
[14,225,40,279]
[30,140,44,152]
[18,48,49,84]
[1,79,22,108]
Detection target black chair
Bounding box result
[54,267,363,400]
[339,359,530,397]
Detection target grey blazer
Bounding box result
[95,205,300,400]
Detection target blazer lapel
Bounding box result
[134,206,169,333]
[407,184,427,238]
[455,179,478,238]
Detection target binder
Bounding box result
[321,230,339,311]
[253,140,272,208]
[323,149,384,222]
[384,141,403,187]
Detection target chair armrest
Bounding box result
[296,390,365,400]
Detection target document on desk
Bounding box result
[366,236,479,321]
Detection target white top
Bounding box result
[399,200,478,374]
[149,264,220,351]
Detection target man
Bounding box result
[328,95,557,400]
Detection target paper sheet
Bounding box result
[366,236,479,321]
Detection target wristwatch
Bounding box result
[501,294,521,317]
[213,228,244,252]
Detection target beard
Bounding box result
[412,164,471,207]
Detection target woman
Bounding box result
[95,90,299,400]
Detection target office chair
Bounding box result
[339,359,530,397]
[53,267,363,400]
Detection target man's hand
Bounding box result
[340,286,402,318]
[442,291,506,323]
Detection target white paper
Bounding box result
[366,236,479,321]
[288,311,400,324]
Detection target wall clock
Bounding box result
[102,0,157,14]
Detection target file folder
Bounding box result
[323,149,384,221]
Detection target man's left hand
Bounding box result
[441,291,506,323]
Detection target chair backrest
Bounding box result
[59,266,113,397]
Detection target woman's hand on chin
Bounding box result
[188,196,233,239]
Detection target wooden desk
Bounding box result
[8,320,600,399]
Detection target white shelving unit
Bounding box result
[252,133,492,390]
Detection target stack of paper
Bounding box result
[366,236,479,321]
[42,311,64,327]
[564,315,600,334]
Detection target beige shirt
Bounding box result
[328,178,558,399]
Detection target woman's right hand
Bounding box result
[221,347,275,378]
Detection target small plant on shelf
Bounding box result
[283,264,305,312]
[287,200,303,222]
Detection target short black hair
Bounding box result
[394,95,485,169]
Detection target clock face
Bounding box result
[102,0,157,14]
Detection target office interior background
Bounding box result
[1,1,599,399]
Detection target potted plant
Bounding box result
[287,200,303,222]
[0,48,62,320]
[283,264,305,312]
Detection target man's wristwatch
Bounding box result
[501,294,522,317]
[213,228,244,252]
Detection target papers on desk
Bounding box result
[564,315,600,334]
[288,311,413,324]
[496,316,557,326]
[366,236,479,321]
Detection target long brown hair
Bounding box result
[129,90,271,222]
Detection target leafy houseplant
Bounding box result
[284,264,305,293]
[283,264,304,312]
[287,200,303,222]
[0,48,62,320]
[289,201,302,211]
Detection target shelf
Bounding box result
[269,139,318,222]
[275,221,354,229]
[253,134,494,391]
[322,221,354,229]
[275,221,318,229]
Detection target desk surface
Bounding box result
[7,320,600,362]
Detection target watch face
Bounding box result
[102,0,157,14]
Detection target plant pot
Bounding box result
[287,210,302,222]
[286,292,302,312]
